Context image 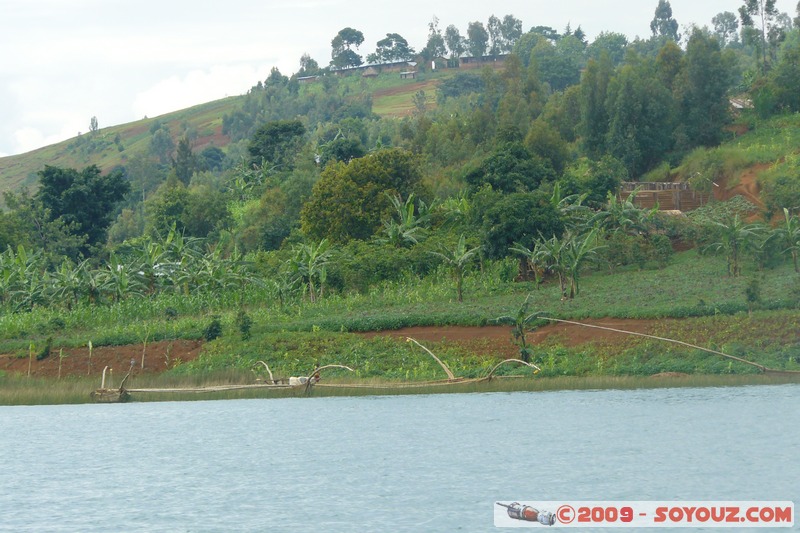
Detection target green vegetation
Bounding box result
[3,3,800,403]
[1,243,799,393]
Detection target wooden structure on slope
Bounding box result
[619,182,710,212]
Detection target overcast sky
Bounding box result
[0,0,795,157]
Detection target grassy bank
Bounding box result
[1,372,798,406]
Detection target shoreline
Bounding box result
[2,373,798,406]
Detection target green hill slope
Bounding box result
[0,97,239,200]
[0,71,447,203]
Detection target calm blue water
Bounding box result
[1,385,797,532]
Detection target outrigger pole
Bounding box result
[536,316,788,374]
[406,337,456,380]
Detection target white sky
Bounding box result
[0,0,795,157]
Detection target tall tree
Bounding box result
[298,53,320,76]
[248,120,306,171]
[331,27,364,69]
[445,25,466,59]
[300,148,425,243]
[712,11,740,47]
[650,0,681,42]
[531,35,585,91]
[768,36,800,112]
[573,26,588,47]
[487,15,503,56]
[368,33,415,63]
[2,192,87,262]
[739,0,782,71]
[795,0,800,28]
[421,16,446,61]
[588,32,629,65]
[465,142,555,193]
[579,54,614,157]
[674,28,732,149]
[476,190,564,260]
[467,21,489,58]
[149,125,174,165]
[36,165,130,254]
[500,15,523,52]
[655,40,684,91]
[173,136,196,185]
[530,26,560,43]
[605,63,675,177]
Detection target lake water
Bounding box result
[0,384,797,532]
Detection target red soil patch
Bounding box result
[724,123,750,136]
[715,164,766,211]
[194,125,229,152]
[0,340,203,379]
[2,319,677,379]
[360,318,667,358]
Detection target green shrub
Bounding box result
[598,233,673,271]
[36,337,52,361]
[760,172,800,218]
[204,316,223,342]
[678,147,748,192]
[236,310,253,340]
[640,161,672,182]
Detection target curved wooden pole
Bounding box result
[118,370,132,392]
[485,358,540,380]
[406,337,456,380]
[255,360,274,382]
[538,317,768,373]
[304,364,355,393]
[305,364,355,380]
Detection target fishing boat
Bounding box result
[90,338,540,402]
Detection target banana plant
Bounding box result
[136,239,167,295]
[494,294,541,363]
[9,245,46,311]
[533,234,569,299]
[429,234,480,303]
[46,258,89,310]
[378,193,430,247]
[705,214,759,277]
[104,253,144,303]
[775,208,800,273]
[591,188,657,236]
[290,239,334,303]
[0,246,20,307]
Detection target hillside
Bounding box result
[0,98,234,199]
[0,71,447,203]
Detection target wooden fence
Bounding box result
[619,182,710,211]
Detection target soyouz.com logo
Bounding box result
[494,501,794,528]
